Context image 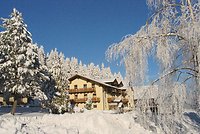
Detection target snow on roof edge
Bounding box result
[68,74,126,90]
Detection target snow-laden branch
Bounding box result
[146,3,184,25]
[135,32,186,41]
[152,67,198,85]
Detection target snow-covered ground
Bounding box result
[0,110,153,134]
[182,110,200,133]
[0,109,200,134]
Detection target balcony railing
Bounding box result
[91,97,100,102]
[68,88,95,94]
[122,98,129,103]
[73,98,87,103]
[107,97,129,103]
[107,97,115,103]
[71,97,100,103]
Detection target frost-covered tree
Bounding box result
[106,0,200,133]
[78,61,88,76]
[64,57,73,78]
[70,57,79,75]
[46,49,69,114]
[0,9,53,114]
[93,65,101,79]
[37,45,46,66]
[47,50,116,81]
[101,63,113,79]
[87,63,95,78]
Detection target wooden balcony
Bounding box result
[72,97,100,103]
[122,98,129,103]
[73,98,87,103]
[107,97,129,103]
[68,88,95,94]
[91,97,100,102]
[107,97,115,103]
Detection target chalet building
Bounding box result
[67,74,130,110]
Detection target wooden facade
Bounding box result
[67,74,129,110]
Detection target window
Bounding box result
[92,84,95,88]
[74,85,78,89]
[83,84,87,89]
[93,105,97,108]
[84,94,87,98]
[74,94,78,99]
[93,93,96,97]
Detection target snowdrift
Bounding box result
[0,110,152,134]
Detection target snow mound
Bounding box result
[183,110,200,133]
[0,111,152,134]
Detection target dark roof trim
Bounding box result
[68,74,126,90]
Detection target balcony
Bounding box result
[122,98,129,103]
[107,97,115,103]
[73,98,87,103]
[91,97,100,102]
[107,97,129,103]
[68,88,95,94]
[71,97,100,103]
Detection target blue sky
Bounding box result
[0,0,158,80]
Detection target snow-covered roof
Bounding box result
[98,78,124,87]
[99,78,116,83]
[68,74,126,91]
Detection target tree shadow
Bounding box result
[184,112,200,127]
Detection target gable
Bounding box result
[69,75,102,86]
[68,74,126,91]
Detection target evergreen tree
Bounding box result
[65,57,72,78]
[46,49,69,114]
[70,57,78,75]
[0,9,53,114]
[37,45,46,66]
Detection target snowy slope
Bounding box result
[183,110,200,133]
[0,110,153,134]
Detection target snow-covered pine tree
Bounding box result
[37,45,46,66]
[37,46,55,101]
[101,64,113,79]
[82,64,89,76]
[70,57,79,76]
[93,65,101,79]
[0,9,53,114]
[64,57,73,78]
[78,60,88,76]
[87,63,95,78]
[46,49,69,114]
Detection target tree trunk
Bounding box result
[10,96,18,115]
